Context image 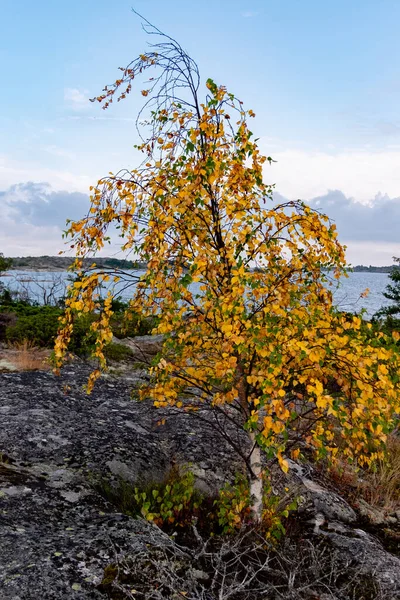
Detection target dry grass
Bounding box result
[328,433,400,515]
[98,526,385,600]
[9,339,52,371]
[358,433,400,513]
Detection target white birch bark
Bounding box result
[249,431,263,522]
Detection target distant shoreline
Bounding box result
[3,268,68,273]
[6,257,146,272]
[3,256,398,274]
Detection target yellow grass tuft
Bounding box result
[329,433,400,515]
[358,433,400,513]
[10,339,51,371]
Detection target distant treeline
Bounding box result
[9,256,146,271]
[7,256,400,273]
[351,265,399,273]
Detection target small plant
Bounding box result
[215,473,251,533]
[96,466,297,542]
[143,465,199,526]
[216,472,297,540]
[96,465,204,530]
[5,305,62,347]
[1,299,154,355]
[261,478,298,542]
[110,311,158,339]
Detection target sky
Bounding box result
[1,0,400,264]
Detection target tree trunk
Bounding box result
[249,431,263,522]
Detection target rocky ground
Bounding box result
[0,338,399,599]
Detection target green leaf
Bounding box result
[179,274,193,288]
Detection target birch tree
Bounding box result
[55,18,400,521]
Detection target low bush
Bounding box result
[1,299,155,354]
[373,315,400,337]
[0,311,17,341]
[96,465,211,533]
[110,311,158,338]
[103,342,133,361]
[2,303,97,354]
[4,305,62,347]
[94,465,296,543]
[67,312,98,356]
[0,288,15,306]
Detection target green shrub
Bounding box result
[3,304,97,353]
[96,465,204,529]
[110,311,158,338]
[375,315,400,337]
[95,466,297,540]
[215,473,251,533]
[103,342,133,361]
[67,312,99,356]
[215,472,297,540]
[1,299,158,353]
[0,288,14,306]
[1,300,47,314]
[5,306,62,347]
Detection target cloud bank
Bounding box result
[0,181,399,264]
[262,145,400,203]
[308,190,400,243]
[0,182,90,256]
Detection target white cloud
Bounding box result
[0,183,90,256]
[241,11,258,18]
[64,87,91,112]
[261,145,400,203]
[307,189,400,243]
[272,188,400,264]
[0,154,91,193]
[0,182,89,227]
[1,138,400,262]
[342,241,400,266]
[0,222,66,256]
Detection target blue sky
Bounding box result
[1,0,400,263]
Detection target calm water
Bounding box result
[1,270,394,318]
[329,272,392,316]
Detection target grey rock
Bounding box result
[0,359,399,598]
[190,568,209,581]
[112,333,163,361]
[322,528,400,597]
[287,459,357,524]
[0,363,239,598]
[1,485,32,497]
[0,358,18,372]
[357,497,398,526]
[286,459,400,597]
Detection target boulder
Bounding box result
[112,333,163,362]
[0,362,238,598]
[286,459,400,598]
[0,357,399,598]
